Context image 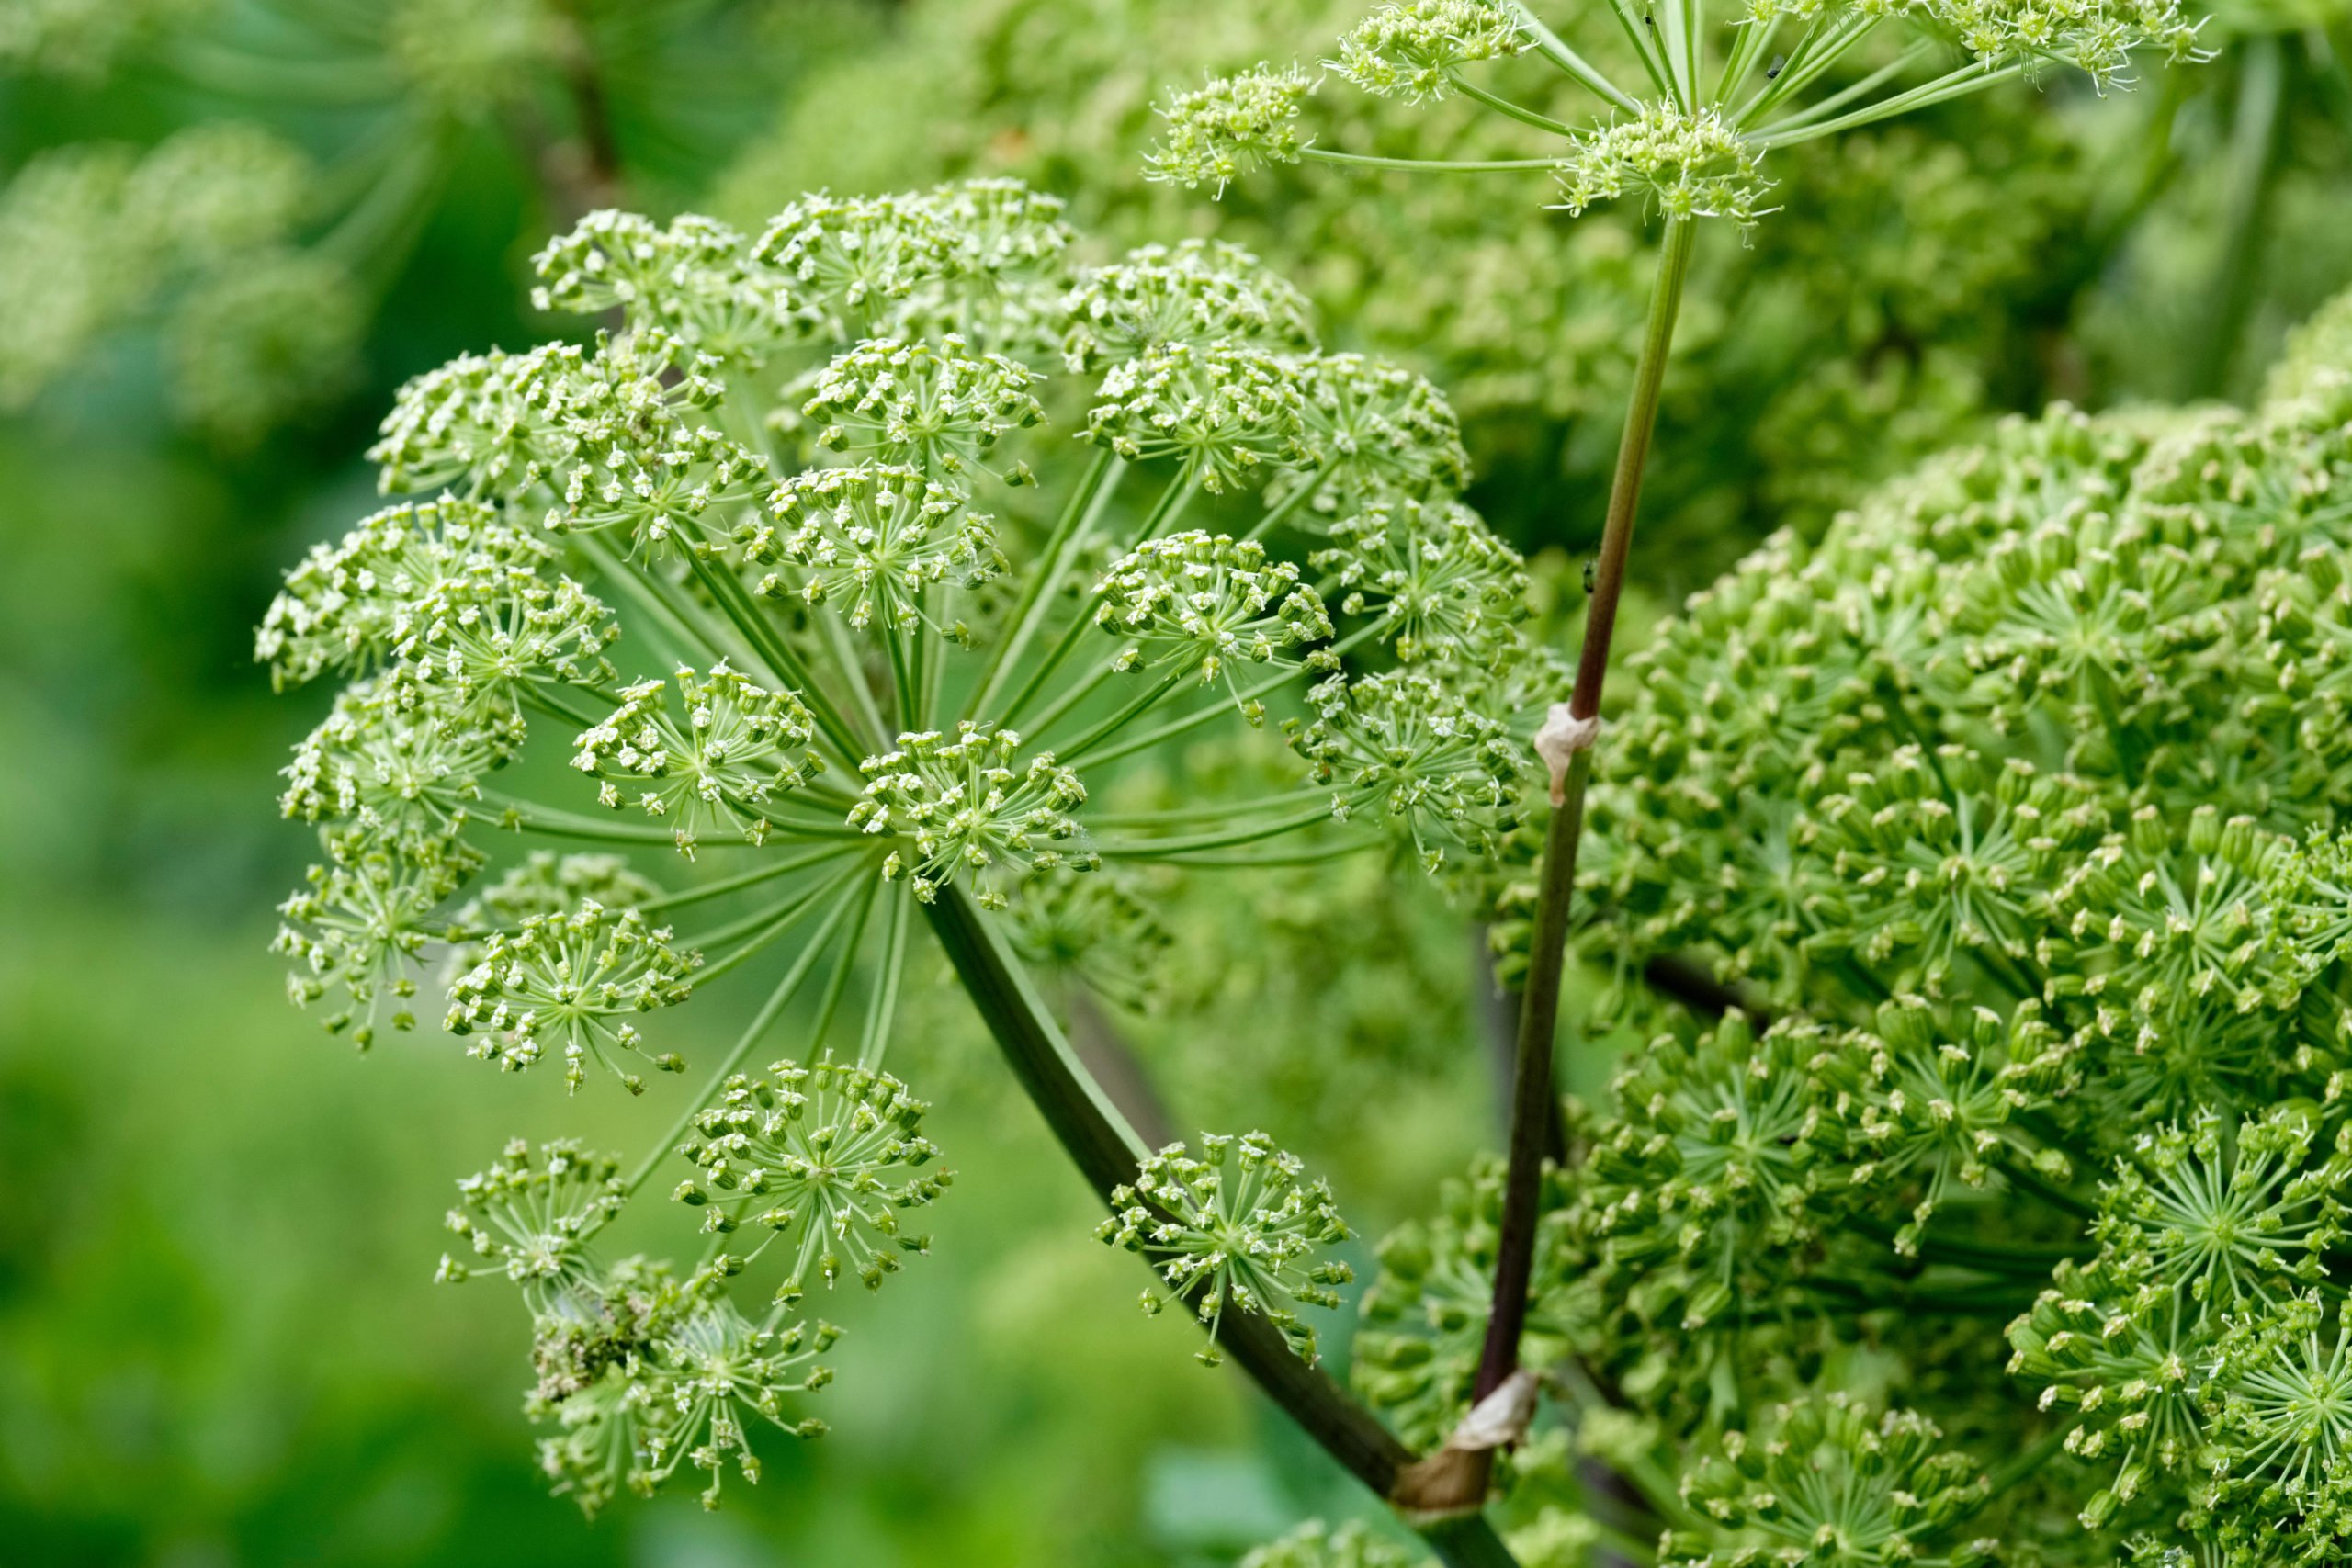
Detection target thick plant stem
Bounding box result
[922,886,1521,1568]
[1462,216,1699,1494]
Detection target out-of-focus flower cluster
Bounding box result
[0,123,360,442]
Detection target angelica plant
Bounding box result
[260,179,1566,1562]
[1155,0,2210,1524]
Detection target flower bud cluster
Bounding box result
[1554,106,1774,228]
[1328,1,1531,104]
[675,1058,949,1294]
[571,664,821,856]
[1098,1131,1355,1365]
[851,725,1092,906]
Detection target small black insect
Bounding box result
[1582,558,1599,595]
[1766,53,1786,79]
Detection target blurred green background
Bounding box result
[3,1,2349,1563]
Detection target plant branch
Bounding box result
[922,886,1522,1567]
[1444,216,1698,1511]
[1503,0,1639,114]
[1301,149,1566,174]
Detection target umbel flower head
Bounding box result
[1085,340,1308,493]
[255,495,556,692]
[1329,0,1531,104]
[571,663,821,856]
[755,462,1002,632]
[1815,995,2072,1256]
[2265,827,2352,985]
[1060,238,1317,369]
[1097,1131,1355,1366]
[1092,532,1335,705]
[1804,745,2105,997]
[445,902,700,1093]
[530,210,792,368]
[640,1297,833,1509]
[899,177,1078,353]
[555,420,769,559]
[1291,352,1472,510]
[2092,1107,2352,1320]
[1287,670,1524,871]
[1585,1010,1850,1328]
[849,724,1092,906]
[2004,1258,2208,1529]
[1143,64,1318,194]
[450,852,662,936]
[800,334,1044,479]
[2201,1292,2352,1560]
[1555,106,1775,228]
[676,1057,950,1293]
[368,343,594,500]
[275,842,474,1047]
[1664,1395,1998,1568]
[1005,868,1174,1012]
[752,190,960,337]
[1315,498,1525,670]
[2047,805,2288,1048]
[438,1138,628,1313]
[255,175,1562,1520]
[279,680,514,857]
